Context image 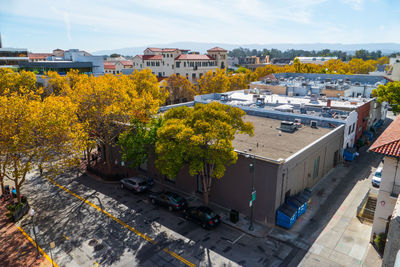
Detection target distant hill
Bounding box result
[92,42,400,56]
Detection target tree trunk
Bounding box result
[202,175,209,206]
[15,182,21,204]
[0,176,4,197]
[104,144,112,172]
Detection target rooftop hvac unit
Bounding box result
[310,121,318,128]
[278,121,297,133]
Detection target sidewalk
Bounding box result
[0,201,51,267]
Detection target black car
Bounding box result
[149,191,187,211]
[183,206,221,229]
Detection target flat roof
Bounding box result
[233,115,332,160]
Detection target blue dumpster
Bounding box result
[276,204,297,229]
[286,196,306,216]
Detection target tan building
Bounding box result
[127,47,227,82]
[369,115,400,258]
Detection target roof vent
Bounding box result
[310,121,318,128]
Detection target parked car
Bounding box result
[120,177,150,193]
[372,167,383,187]
[183,206,221,229]
[149,191,187,211]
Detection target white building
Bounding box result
[125,47,227,82]
[370,116,400,243]
[295,56,338,65]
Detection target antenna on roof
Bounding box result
[0,33,2,48]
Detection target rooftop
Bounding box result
[207,47,228,52]
[370,115,400,157]
[233,115,332,160]
[175,54,213,60]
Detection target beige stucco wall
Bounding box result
[275,125,344,208]
[322,89,345,98]
[372,156,400,240]
[250,84,287,95]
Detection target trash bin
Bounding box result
[230,209,239,223]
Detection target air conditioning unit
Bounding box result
[310,121,318,128]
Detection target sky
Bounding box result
[0,0,399,53]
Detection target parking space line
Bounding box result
[228,233,245,244]
[46,177,195,267]
[17,226,59,267]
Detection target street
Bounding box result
[20,171,293,267]
[17,115,395,267]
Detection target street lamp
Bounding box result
[245,149,256,231]
[29,208,40,258]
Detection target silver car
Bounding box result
[120,177,149,193]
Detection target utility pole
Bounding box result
[245,148,256,231]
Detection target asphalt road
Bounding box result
[20,170,293,267]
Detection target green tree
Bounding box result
[155,102,254,205]
[118,118,162,169]
[373,81,400,114]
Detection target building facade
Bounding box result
[370,116,400,248]
[124,47,227,82]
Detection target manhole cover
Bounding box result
[88,239,98,246]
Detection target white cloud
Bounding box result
[341,0,364,10]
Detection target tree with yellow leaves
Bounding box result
[197,69,230,95]
[156,102,254,205]
[166,74,195,104]
[0,92,86,203]
[69,69,168,171]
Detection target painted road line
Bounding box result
[17,226,59,267]
[46,177,196,267]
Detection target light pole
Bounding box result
[29,208,40,258]
[245,149,256,231]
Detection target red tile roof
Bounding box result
[162,48,178,52]
[119,60,133,66]
[146,48,163,52]
[104,62,116,70]
[370,116,400,157]
[29,53,52,59]
[142,55,163,60]
[207,47,227,52]
[175,54,213,60]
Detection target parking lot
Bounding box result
[19,170,295,267]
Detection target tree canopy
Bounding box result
[155,102,254,205]
[373,81,400,114]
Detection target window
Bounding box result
[146,62,150,66]
[352,123,355,133]
[156,62,160,66]
[113,71,115,74]
[199,73,203,78]
[184,62,186,67]
[163,72,165,76]
[192,73,196,80]
[313,156,320,179]
[151,62,155,66]
[348,126,351,135]
[163,54,165,58]
[190,62,194,67]
[176,61,180,68]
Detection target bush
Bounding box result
[374,233,387,254]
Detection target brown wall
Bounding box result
[146,153,280,225]
[322,89,344,97]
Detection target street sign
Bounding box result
[251,191,256,201]
[249,200,253,207]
